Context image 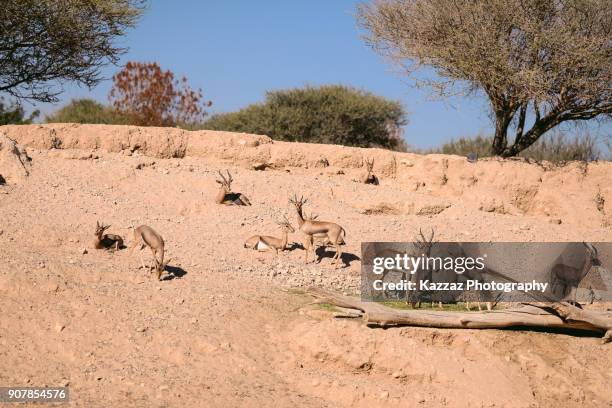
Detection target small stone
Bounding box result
[379,391,389,399]
[46,282,59,293]
[81,248,88,254]
[62,379,70,387]
[55,324,65,332]
[136,326,147,333]
[392,371,402,378]
[549,218,562,225]
[158,385,169,391]
[311,379,320,387]
[39,262,46,268]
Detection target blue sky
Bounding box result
[28,0,609,149]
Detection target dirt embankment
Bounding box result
[0,124,611,407]
[2,123,611,226]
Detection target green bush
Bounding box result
[0,98,39,125]
[429,134,493,157]
[201,85,408,151]
[45,98,132,125]
[427,132,609,162]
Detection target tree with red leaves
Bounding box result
[109,61,211,127]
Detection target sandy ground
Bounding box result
[0,124,611,407]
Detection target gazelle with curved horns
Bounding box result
[215,170,252,206]
[361,158,379,185]
[289,194,346,267]
[244,215,295,254]
[127,225,171,281]
[94,221,124,251]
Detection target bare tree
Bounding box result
[357,0,611,156]
[0,0,145,103]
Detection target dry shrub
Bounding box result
[109,61,211,128]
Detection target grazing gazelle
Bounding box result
[215,170,251,206]
[361,158,379,185]
[244,215,295,254]
[408,229,493,311]
[94,221,124,251]
[128,225,170,280]
[289,194,346,267]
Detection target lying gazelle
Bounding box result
[94,221,124,251]
[244,215,295,254]
[215,170,251,206]
[361,158,379,185]
[128,225,170,280]
[289,194,346,268]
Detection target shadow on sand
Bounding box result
[161,265,188,281]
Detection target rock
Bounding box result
[46,282,59,293]
[417,204,450,216]
[252,162,269,171]
[0,135,31,183]
[379,391,389,399]
[81,248,88,254]
[549,218,562,225]
[55,324,65,333]
[136,326,147,333]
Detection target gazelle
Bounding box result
[304,211,345,246]
[128,225,169,280]
[408,229,493,311]
[289,194,346,267]
[550,242,601,304]
[94,221,124,251]
[361,158,379,185]
[244,215,295,254]
[215,170,251,206]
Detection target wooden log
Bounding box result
[307,287,612,342]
